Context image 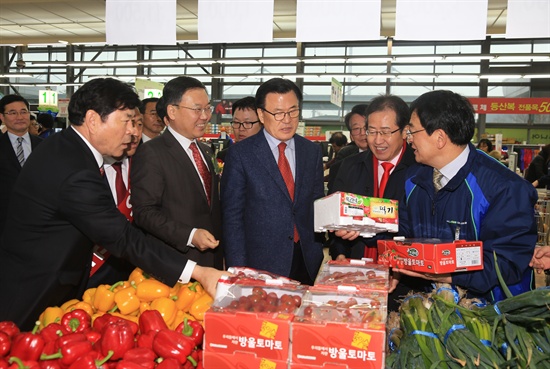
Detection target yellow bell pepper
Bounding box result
[129,267,149,285]
[60,299,80,312]
[189,293,213,321]
[93,282,123,312]
[135,279,170,302]
[150,296,177,327]
[175,281,199,312]
[139,301,150,315]
[67,301,94,317]
[39,306,64,328]
[114,286,140,315]
[82,288,96,306]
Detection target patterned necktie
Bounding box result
[111,161,126,205]
[16,137,25,167]
[379,162,394,197]
[433,168,444,192]
[278,142,299,242]
[190,142,212,205]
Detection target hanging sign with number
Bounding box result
[144,89,163,98]
[38,90,58,106]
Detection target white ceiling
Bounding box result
[0,0,510,45]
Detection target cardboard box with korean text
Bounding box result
[290,288,386,369]
[202,350,288,369]
[204,280,307,362]
[378,237,483,274]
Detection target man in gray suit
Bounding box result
[131,76,223,270]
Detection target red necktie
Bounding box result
[278,142,299,242]
[379,162,394,198]
[111,162,126,205]
[190,142,212,205]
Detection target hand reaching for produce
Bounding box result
[191,265,232,298]
[393,268,452,284]
[529,245,550,272]
[388,271,400,293]
[192,229,220,251]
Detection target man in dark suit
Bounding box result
[221,78,325,285]
[0,95,42,236]
[0,78,227,330]
[331,95,424,311]
[130,76,223,270]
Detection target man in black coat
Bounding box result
[0,95,42,236]
[0,78,228,330]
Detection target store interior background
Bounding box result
[0,0,548,165]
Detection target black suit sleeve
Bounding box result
[59,168,187,285]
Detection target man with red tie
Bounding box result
[331,94,423,311]
[130,76,223,270]
[87,108,144,286]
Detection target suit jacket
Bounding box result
[130,129,223,269]
[0,127,191,330]
[220,130,325,280]
[326,143,360,194]
[330,144,416,259]
[0,132,42,235]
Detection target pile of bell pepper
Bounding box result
[0,308,205,369]
[38,268,213,332]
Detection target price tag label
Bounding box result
[38,90,58,106]
[369,202,396,219]
[144,89,162,98]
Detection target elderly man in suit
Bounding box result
[221,78,325,285]
[0,95,42,236]
[0,78,227,330]
[130,76,223,270]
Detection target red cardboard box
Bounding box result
[290,289,386,369]
[203,351,288,369]
[204,283,307,361]
[378,237,483,274]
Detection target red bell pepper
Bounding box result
[0,323,19,340]
[61,310,91,335]
[122,347,156,362]
[40,341,58,357]
[176,319,204,347]
[38,360,61,369]
[7,357,39,369]
[152,329,194,364]
[0,358,8,369]
[83,330,101,346]
[0,332,10,357]
[93,314,138,336]
[10,325,44,362]
[155,358,180,369]
[98,320,135,361]
[55,332,87,349]
[135,331,156,350]
[67,350,113,369]
[138,310,167,334]
[115,361,149,369]
[41,340,93,367]
[39,323,62,344]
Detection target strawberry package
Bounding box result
[314,192,398,238]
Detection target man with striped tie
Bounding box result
[0,95,42,236]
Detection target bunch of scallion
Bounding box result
[386,252,550,369]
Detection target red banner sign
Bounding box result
[469,98,550,114]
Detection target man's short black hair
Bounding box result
[0,95,30,114]
[329,131,348,147]
[37,113,55,129]
[344,104,368,131]
[140,97,159,114]
[68,78,140,126]
[162,76,206,106]
[365,94,410,131]
[255,78,303,110]
[232,96,256,116]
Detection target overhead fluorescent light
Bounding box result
[0,73,34,78]
[479,74,522,79]
[522,74,550,79]
[346,57,392,63]
[67,62,101,67]
[102,62,139,67]
[443,55,494,62]
[31,62,68,67]
[394,56,443,62]
[304,58,347,64]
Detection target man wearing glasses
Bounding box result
[217,96,262,162]
[221,78,325,285]
[0,95,42,235]
[131,76,224,270]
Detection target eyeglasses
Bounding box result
[350,126,368,136]
[172,105,214,116]
[365,128,401,137]
[261,108,300,121]
[231,120,259,129]
[3,110,30,117]
[405,128,426,139]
